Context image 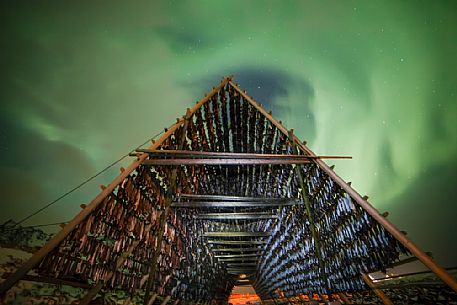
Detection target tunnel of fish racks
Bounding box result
[4,76,455,305]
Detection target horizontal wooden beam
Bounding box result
[203,232,270,237]
[219,257,258,262]
[226,268,256,274]
[143,158,311,166]
[210,247,263,252]
[172,201,298,208]
[208,240,266,245]
[177,194,300,202]
[226,263,258,267]
[386,253,433,269]
[137,149,351,160]
[215,253,262,258]
[195,213,277,220]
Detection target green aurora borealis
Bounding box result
[1,2,457,267]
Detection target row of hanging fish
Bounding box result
[255,163,410,299]
[36,161,231,298]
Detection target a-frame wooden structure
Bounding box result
[1,76,456,304]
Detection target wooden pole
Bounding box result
[138,149,351,160]
[144,109,192,304]
[362,274,393,305]
[229,80,457,293]
[289,129,329,292]
[147,293,158,305]
[142,157,311,165]
[160,295,172,305]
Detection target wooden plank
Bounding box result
[137,149,351,160]
[172,200,299,208]
[143,158,311,166]
[362,274,393,305]
[177,194,299,202]
[210,247,262,252]
[195,213,277,220]
[208,240,266,245]
[214,253,262,258]
[218,257,258,262]
[203,232,270,237]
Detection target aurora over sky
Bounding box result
[1,1,457,269]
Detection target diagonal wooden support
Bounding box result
[288,129,329,292]
[147,294,158,305]
[160,295,171,305]
[229,79,457,293]
[144,109,192,304]
[362,274,393,305]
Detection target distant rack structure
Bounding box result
[1,76,456,305]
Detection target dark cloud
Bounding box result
[186,67,316,141]
[232,67,316,141]
[0,111,96,225]
[388,159,457,267]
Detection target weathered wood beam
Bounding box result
[177,194,299,202]
[143,158,311,166]
[195,212,277,220]
[226,262,257,267]
[172,201,298,208]
[362,274,393,305]
[208,240,266,245]
[226,268,257,272]
[386,252,432,269]
[214,253,261,258]
[203,232,270,237]
[137,149,351,160]
[219,257,258,262]
[210,247,262,252]
[144,109,192,305]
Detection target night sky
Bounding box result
[1,2,457,268]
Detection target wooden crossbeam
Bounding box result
[172,201,298,208]
[219,257,258,262]
[143,158,311,166]
[208,240,266,245]
[210,247,262,252]
[195,212,277,220]
[177,194,299,202]
[226,268,257,272]
[215,253,261,258]
[226,263,258,267]
[136,149,351,160]
[203,232,270,237]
